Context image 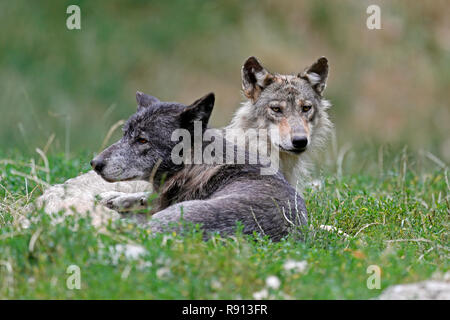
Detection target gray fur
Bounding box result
[228,56,333,190]
[34,57,332,223]
[92,93,307,240]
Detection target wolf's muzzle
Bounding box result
[292,136,308,151]
[90,159,105,174]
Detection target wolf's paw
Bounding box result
[98,191,150,213]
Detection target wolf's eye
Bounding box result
[270,106,282,113]
[302,105,312,112]
[137,138,148,144]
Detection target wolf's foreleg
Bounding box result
[99,191,151,212]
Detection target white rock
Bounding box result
[378,280,450,300]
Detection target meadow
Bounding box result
[0,0,449,299]
[0,147,448,299]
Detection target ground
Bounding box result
[0,151,448,299]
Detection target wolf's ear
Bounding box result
[242,56,274,102]
[299,57,329,95]
[136,91,160,110]
[180,93,215,130]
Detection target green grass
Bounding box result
[1,0,448,300]
[0,151,448,299]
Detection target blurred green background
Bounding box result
[1,0,449,163]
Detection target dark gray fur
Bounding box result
[91,93,307,240]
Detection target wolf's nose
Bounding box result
[90,159,105,173]
[292,136,308,149]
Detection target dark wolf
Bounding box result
[90,92,307,240]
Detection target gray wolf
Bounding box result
[227,56,333,190]
[90,92,307,240]
[104,56,333,211]
[33,56,331,222]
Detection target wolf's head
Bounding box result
[91,92,215,184]
[240,56,331,154]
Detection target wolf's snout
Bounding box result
[292,136,308,150]
[90,159,105,173]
